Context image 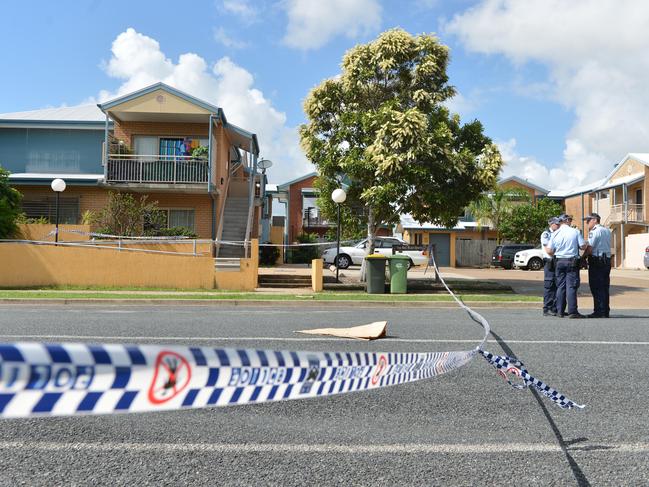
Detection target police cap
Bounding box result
[583,213,601,221]
[558,213,573,222]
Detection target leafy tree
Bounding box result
[287,233,320,264]
[468,188,531,243]
[300,29,502,262]
[0,166,22,238]
[93,192,165,237]
[499,198,563,244]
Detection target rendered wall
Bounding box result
[17,224,91,241]
[0,243,215,289]
[624,233,649,269]
[0,239,259,291]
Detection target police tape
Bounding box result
[0,343,477,418]
[56,229,356,247]
[0,262,584,418]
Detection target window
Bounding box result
[636,189,643,205]
[168,209,195,231]
[147,208,196,232]
[21,197,79,224]
[159,138,186,157]
[414,233,423,246]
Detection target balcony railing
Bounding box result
[106,154,208,184]
[608,204,644,223]
[303,213,333,228]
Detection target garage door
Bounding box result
[428,233,450,266]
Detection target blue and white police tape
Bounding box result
[0,256,584,418]
[0,343,476,418]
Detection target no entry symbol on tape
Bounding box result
[148,351,192,404]
[371,355,388,385]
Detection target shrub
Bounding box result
[0,166,22,238]
[288,233,320,264]
[259,243,281,266]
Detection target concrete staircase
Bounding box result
[218,197,249,258]
[258,275,312,288]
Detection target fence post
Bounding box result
[193,239,197,256]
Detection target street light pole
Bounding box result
[331,188,347,283]
[336,202,341,283]
[50,178,66,244]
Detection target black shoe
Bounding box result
[558,313,566,318]
[543,310,556,316]
[587,313,604,318]
[568,313,585,319]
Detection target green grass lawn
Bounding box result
[0,289,541,302]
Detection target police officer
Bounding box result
[541,217,561,316]
[545,214,588,318]
[584,213,612,318]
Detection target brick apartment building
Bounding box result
[1,83,267,256]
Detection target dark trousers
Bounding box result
[543,258,556,312]
[555,259,580,315]
[588,256,611,316]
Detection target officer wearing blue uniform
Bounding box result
[584,213,612,318]
[545,214,588,318]
[541,217,561,316]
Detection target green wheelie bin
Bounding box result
[388,254,410,294]
[365,254,387,294]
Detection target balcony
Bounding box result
[608,204,644,224]
[303,208,333,228]
[106,154,208,184]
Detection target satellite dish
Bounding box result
[258,159,273,170]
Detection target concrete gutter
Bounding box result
[0,298,539,308]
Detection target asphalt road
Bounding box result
[0,304,648,486]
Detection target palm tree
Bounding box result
[468,188,530,243]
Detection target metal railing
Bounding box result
[608,204,644,223]
[302,212,333,228]
[106,154,208,184]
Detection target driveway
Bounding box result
[435,266,649,310]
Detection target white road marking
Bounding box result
[0,441,646,454]
[0,335,647,346]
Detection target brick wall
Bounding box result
[288,175,317,242]
[564,194,592,236]
[14,185,213,238]
[113,121,209,148]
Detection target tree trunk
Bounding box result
[359,208,377,282]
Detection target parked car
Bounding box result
[644,245,649,269]
[514,247,545,271]
[491,244,535,269]
[322,237,428,269]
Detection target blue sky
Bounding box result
[1,0,646,189]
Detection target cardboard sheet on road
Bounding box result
[296,321,387,340]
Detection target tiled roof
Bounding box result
[0,104,105,122]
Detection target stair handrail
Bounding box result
[215,167,235,257]
[244,161,256,259]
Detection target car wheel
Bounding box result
[407,259,414,270]
[528,257,543,271]
[336,254,351,269]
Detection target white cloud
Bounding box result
[221,0,258,22]
[213,27,249,49]
[282,0,382,50]
[98,28,311,184]
[445,0,649,188]
[497,138,608,191]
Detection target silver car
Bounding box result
[644,245,649,269]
